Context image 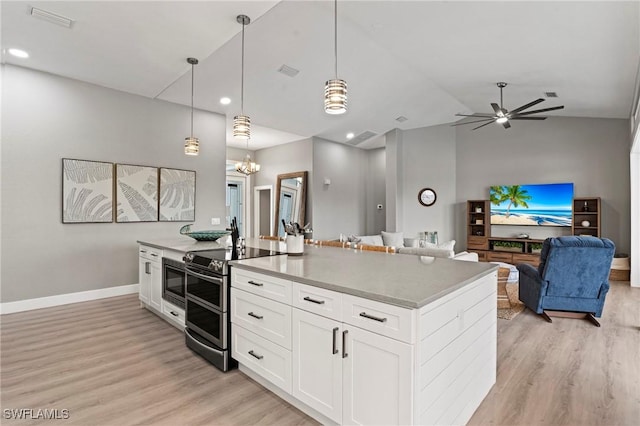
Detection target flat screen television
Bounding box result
[490,183,573,227]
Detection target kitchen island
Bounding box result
[229,243,497,425]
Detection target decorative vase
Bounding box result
[581,220,590,227]
[475,207,482,213]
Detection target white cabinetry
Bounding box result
[138,245,162,312]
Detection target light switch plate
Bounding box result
[211,218,221,225]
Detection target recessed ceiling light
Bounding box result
[220,97,231,105]
[8,48,29,59]
[346,132,355,139]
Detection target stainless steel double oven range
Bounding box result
[183,246,282,371]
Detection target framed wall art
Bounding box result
[62,158,114,223]
[115,164,159,222]
[159,168,196,222]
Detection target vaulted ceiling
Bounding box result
[3,1,639,150]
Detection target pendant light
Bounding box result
[324,0,347,114]
[235,139,261,175]
[184,57,199,155]
[233,15,251,139]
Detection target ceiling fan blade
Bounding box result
[502,121,511,129]
[513,105,564,117]
[472,120,496,130]
[455,113,495,118]
[508,98,545,115]
[510,116,547,120]
[491,103,502,115]
[451,118,495,126]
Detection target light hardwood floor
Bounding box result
[1,281,638,425]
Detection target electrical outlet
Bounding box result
[211,218,221,225]
[377,204,383,210]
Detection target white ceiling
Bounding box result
[3,1,639,151]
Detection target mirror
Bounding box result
[274,171,307,237]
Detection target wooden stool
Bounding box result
[497,267,512,309]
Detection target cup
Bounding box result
[286,234,304,256]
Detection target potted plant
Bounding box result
[493,240,524,253]
[530,242,543,254]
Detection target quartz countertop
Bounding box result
[137,237,226,253]
[230,242,497,309]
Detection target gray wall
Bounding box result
[312,138,367,240]
[365,148,386,235]
[455,116,631,253]
[254,139,314,234]
[400,125,457,243]
[1,65,227,303]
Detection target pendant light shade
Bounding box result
[184,57,199,156]
[233,15,251,139]
[324,79,347,114]
[324,0,347,114]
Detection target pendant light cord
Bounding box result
[190,62,194,137]
[500,85,503,110]
[241,20,245,115]
[334,0,338,79]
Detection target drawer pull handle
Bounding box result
[303,296,325,305]
[145,261,150,274]
[140,250,147,253]
[248,280,264,287]
[359,312,387,323]
[150,253,158,257]
[248,350,263,360]
[342,330,348,358]
[332,327,339,355]
[248,312,263,320]
[170,311,179,317]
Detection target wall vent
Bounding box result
[347,131,377,145]
[395,116,408,123]
[544,91,558,98]
[30,7,74,28]
[277,64,300,78]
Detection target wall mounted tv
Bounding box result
[490,183,573,227]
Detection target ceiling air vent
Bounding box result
[277,64,300,78]
[30,7,74,28]
[544,91,558,98]
[347,131,377,146]
[395,116,408,123]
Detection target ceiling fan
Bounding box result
[453,82,564,130]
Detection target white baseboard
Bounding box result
[0,284,140,315]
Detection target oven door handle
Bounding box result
[184,329,224,355]
[185,268,223,284]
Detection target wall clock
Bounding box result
[418,188,437,207]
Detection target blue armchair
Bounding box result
[516,236,615,326]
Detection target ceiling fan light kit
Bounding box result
[453,82,564,130]
[184,57,199,156]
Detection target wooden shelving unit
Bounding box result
[572,197,601,237]
[466,200,490,261]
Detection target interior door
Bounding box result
[226,180,244,235]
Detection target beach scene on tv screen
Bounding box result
[490,183,573,226]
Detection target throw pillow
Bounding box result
[357,235,384,246]
[422,239,456,251]
[381,231,405,248]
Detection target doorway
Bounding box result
[226,179,244,235]
[254,185,273,237]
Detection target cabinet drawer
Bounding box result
[231,288,292,350]
[342,294,415,344]
[232,325,292,394]
[467,236,488,250]
[486,251,513,263]
[512,254,540,267]
[162,299,185,328]
[232,269,292,304]
[139,245,162,262]
[293,282,342,321]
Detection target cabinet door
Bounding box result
[149,260,162,312]
[292,308,343,423]
[343,326,413,425]
[138,258,151,304]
